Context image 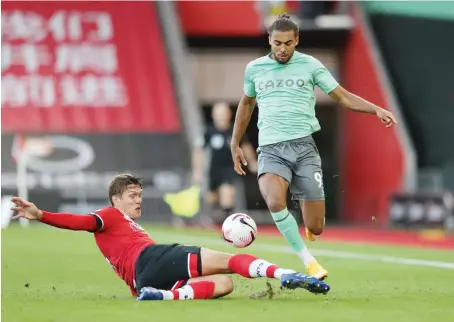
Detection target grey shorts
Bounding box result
[257,136,325,201]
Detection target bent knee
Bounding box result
[307,223,324,235]
[213,275,234,298]
[267,199,287,213]
[259,174,288,213]
[219,276,234,295]
[260,186,287,212]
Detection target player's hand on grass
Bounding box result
[376,108,398,128]
[231,144,247,175]
[10,197,42,221]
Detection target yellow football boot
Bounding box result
[306,261,328,280]
[305,226,317,241]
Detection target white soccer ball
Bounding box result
[222,213,258,248]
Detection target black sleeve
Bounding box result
[89,212,105,232]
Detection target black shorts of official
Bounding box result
[134,244,202,293]
[209,166,236,191]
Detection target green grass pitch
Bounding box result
[2,225,454,322]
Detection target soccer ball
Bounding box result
[222,213,258,248]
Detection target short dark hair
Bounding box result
[108,174,143,205]
[267,13,299,36]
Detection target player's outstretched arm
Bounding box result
[231,94,256,175]
[329,85,398,128]
[11,197,98,232]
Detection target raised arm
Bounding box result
[329,86,398,127]
[11,197,99,232]
[311,58,398,128]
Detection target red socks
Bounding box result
[228,254,279,278]
[169,281,215,300]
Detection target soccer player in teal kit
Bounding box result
[231,14,397,280]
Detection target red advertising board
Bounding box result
[177,1,262,36]
[1,2,180,133]
[177,1,304,36]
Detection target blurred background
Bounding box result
[2,1,454,236]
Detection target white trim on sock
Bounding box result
[162,290,174,300]
[274,268,296,280]
[178,285,194,300]
[297,247,316,267]
[248,259,272,278]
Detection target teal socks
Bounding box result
[271,208,306,253]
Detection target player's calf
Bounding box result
[258,173,288,213]
[138,276,233,301]
[300,200,325,236]
[201,249,296,281]
[138,281,215,301]
[306,222,324,236]
[188,275,234,299]
[228,253,295,279]
[227,254,330,294]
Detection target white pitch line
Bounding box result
[149,230,454,270]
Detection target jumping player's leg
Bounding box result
[289,136,326,240]
[300,200,325,237]
[289,136,327,279]
[257,146,318,271]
